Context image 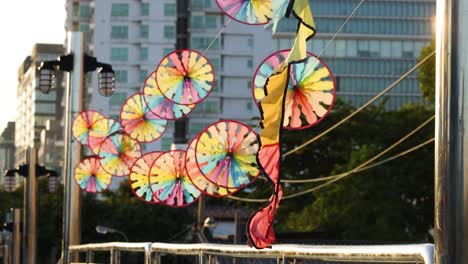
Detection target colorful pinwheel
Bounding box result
[195,120,260,189]
[253,49,336,130]
[98,133,142,177]
[72,110,106,145]
[149,150,201,208]
[129,151,163,203]
[156,49,215,105]
[120,93,168,143]
[74,156,112,193]
[216,0,272,25]
[143,71,196,120]
[185,135,238,197]
[88,118,122,155]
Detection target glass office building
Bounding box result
[274,0,435,109]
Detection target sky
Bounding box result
[0,0,66,131]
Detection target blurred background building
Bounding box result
[276,0,435,108]
[0,122,16,189]
[14,44,65,187]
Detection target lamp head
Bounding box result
[37,61,57,94]
[98,65,115,97]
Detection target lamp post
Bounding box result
[36,32,115,264]
[3,148,58,264]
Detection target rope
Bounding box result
[282,50,435,158]
[227,116,434,203]
[282,137,434,184]
[317,0,366,58]
[202,18,232,55]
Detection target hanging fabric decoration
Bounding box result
[120,93,168,143]
[74,156,113,193]
[186,134,239,197]
[149,150,201,207]
[72,110,106,145]
[129,151,163,203]
[247,0,317,249]
[156,49,215,105]
[215,0,272,25]
[87,118,122,155]
[98,132,142,177]
[194,120,260,189]
[253,50,336,129]
[143,71,196,120]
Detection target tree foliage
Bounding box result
[417,39,435,104]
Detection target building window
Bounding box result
[164,25,175,39]
[115,70,128,83]
[139,70,149,82]
[247,59,253,68]
[141,3,149,16]
[246,102,253,111]
[110,47,128,61]
[110,92,127,106]
[210,58,220,72]
[191,16,204,28]
[140,25,149,39]
[79,5,92,18]
[111,25,128,39]
[164,3,176,16]
[205,16,218,28]
[111,3,129,17]
[163,48,174,56]
[140,47,148,61]
[191,37,220,49]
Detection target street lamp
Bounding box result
[96,225,128,242]
[3,164,58,193]
[3,169,17,192]
[37,54,115,97]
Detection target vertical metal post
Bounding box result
[435,0,468,263]
[23,148,37,264]
[61,32,84,264]
[174,0,190,145]
[12,209,21,264]
[85,250,94,264]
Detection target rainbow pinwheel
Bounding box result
[88,118,122,155]
[156,49,215,105]
[129,151,163,203]
[195,120,260,189]
[216,0,272,25]
[72,110,106,145]
[74,156,113,193]
[149,150,201,208]
[185,136,238,197]
[253,50,336,130]
[98,133,142,177]
[143,71,196,120]
[120,93,168,143]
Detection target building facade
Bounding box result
[0,122,16,189]
[275,0,436,109]
[64,0,435,154]
[15,44,65,174]
[65,0,274,152]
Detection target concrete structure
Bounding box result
[0,122,16,188]
[15,44,65,180]
[275,0,436,109]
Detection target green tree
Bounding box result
[417,39,435,104]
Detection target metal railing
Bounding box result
[69,242,434,264]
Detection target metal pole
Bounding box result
[23,148,37,264]
[435,0,468,263]
[61,31,84,264]
[11,209,21,264]
[173,0,190,145]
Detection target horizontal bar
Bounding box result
[70,242,433,264]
